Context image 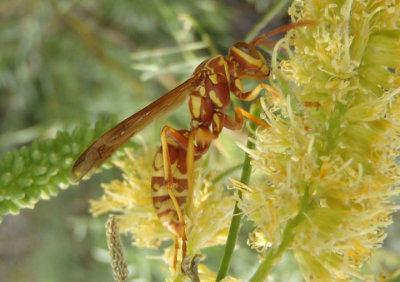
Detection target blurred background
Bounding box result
[0,0,399,281]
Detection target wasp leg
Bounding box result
[233,82,280,101]
[186,130,195,213]
[160,126,188,271]
[173,236,179,269]
[186,127,219,208]
[161,126,218,271]
[224,106,270,130]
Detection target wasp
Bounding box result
[71,21,313,271]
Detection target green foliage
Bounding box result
[0,116,117,221]
[0,0,240,279]
[1,0,398,281]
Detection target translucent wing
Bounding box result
[71,75,201,182]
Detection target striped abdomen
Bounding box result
[151,140,189,237]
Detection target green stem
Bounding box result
[50,0,144,96]
[216,105,261,281]
[211,164,243,184]
[244,0,292,42]
[249,188,311,282]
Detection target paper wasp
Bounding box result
[71,21,313,271]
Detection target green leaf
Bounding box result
[0,117,117,222]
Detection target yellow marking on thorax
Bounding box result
[219,57,231,85]
[190,95,202,118]
[203,55,230,85]
[213,113,221,130]
[209,74,218,84]
[199,86,206,97]
[209,90,223,107]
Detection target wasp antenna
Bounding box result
[250,20,315,46]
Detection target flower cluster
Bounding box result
[89,143,236,281]
[239,0,400,280]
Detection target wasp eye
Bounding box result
[232,42,260,59]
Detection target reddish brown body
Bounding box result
[150,53,268,237]
[151,142,188,237]
[151,130,191,236]
[70,21,313,272]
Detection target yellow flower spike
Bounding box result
[185,176,235,253]
[90,143,236,279]
[89,147,170,248]
[242,1,400,281]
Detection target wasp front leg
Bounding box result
[231,79,280,101]
[223,106,270,131]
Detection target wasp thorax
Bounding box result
[229,41,269,78]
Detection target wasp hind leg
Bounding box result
[173,236,179,269]
[160,126,189,271]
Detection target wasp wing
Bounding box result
[71,75,201,182]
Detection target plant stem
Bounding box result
[211,163,243,184]
[216,105,260,281]
[244,0,292,42]
[249,188,310,282]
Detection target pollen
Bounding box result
[237,1,400,281]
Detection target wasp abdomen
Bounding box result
[151,143,188,237]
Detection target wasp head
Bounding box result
[228,42,269,79]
